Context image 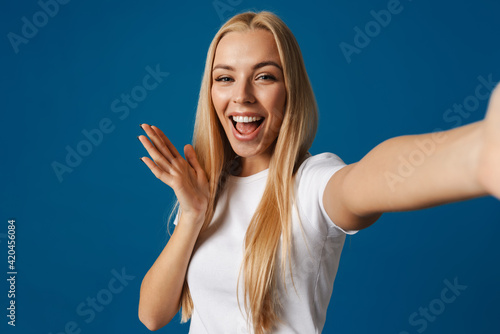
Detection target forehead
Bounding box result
[213,29,282,67]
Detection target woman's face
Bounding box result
[211,29,286,171]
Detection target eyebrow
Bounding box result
[212,60,282,72]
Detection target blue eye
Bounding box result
[215,77,232,82]
[258,74,276,81]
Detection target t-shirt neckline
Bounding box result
[228,168,269,184]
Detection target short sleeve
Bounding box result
[296,153,359,237]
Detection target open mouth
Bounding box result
[231,115,265,136]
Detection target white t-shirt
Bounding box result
[174,153,359,333]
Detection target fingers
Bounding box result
[184,144,206,180]
[137,124,180,172]
[138,134,172,173]
[139,124,206,189]
[150,125,181,158]
[139,123,175,164]
[140,156,172,184]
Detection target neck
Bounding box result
[238,154,271,177]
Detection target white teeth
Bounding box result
[232,116,263,123]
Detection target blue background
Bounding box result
[1,0,499,333]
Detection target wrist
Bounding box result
[180,210,206,226]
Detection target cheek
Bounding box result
[270,90,286,135]
[211,86,220,110]
[211,87,226,123]
[269,85,286,110]
[211,86,232,108]
[278,87,287,110]
[268,88,286,130]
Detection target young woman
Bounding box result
[137,11,499,334]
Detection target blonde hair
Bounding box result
[178,10,318,333]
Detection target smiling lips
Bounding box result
[230,115,265,141]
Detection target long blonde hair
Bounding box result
[178,10,318,333]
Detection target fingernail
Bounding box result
[139,123,144,129]
[137,135,141,141]
[139,157,144,162]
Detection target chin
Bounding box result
[230,145,261,158]
[229,140,275,159]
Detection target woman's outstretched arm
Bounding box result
[324,84,500,231]
[137,124,209,331]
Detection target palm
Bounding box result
[138,124,209,220]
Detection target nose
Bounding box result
[232,78,255,104]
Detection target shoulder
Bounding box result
[296,152,346,182]
[294,152,357,236]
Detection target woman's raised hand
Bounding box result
[478,84,500,200]
[138,123,209,226]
